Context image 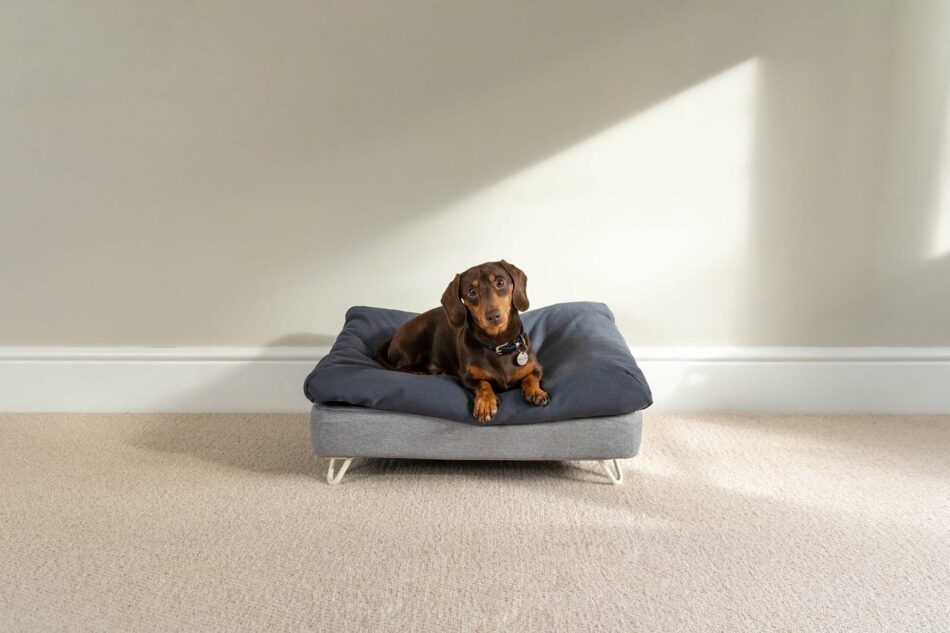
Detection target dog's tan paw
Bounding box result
[473,394,499,423]
[523,387,550,406]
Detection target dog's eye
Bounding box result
[495,279,505,288]
[467,288,477,298]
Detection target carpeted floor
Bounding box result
[1,413,948,632]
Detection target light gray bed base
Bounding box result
[310,404,642,485]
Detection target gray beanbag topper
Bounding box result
[304,301,652,425]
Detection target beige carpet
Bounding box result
[1,413,948,632]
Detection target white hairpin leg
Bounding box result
[598,459,624,485]
[326,457,353,485]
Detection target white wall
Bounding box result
[2,2,949,357]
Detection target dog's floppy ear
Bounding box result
[500,260,529,312]
[441,273,467,328]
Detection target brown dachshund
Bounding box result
[378,260,549,422]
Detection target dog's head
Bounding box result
[441,260,528,335]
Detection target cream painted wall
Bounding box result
[2,0,949,348]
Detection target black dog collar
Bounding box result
[472,328,527,356]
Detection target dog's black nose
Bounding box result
[486,309,502,324]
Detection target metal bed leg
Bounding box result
[326,457,353,485]
[327,457,621,485]
[598,459,624,485]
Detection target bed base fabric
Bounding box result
[311,404,642,485]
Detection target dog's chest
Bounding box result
[486,354,535,390]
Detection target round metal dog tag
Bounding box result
[516,351,529,366]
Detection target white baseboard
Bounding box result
[0,346,948,414]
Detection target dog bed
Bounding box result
[304,302,651,484]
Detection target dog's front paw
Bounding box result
[473,393,500,423]
[523,387,550,406]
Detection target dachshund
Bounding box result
[377,260,549,423]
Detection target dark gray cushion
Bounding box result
[303,302,652,425]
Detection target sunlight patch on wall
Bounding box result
[385,60,760,343]
[931,95,950,258]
